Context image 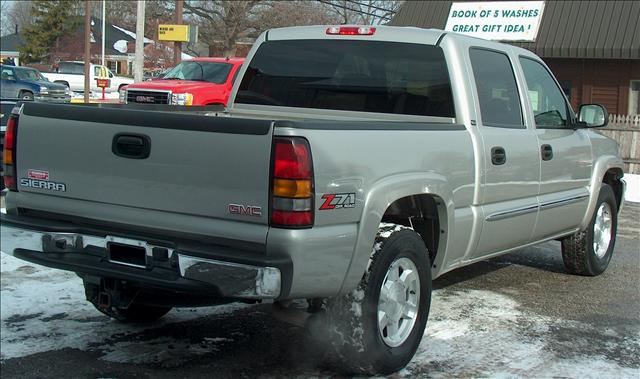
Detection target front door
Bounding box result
[518,57,592,240]
[468,48,541,258]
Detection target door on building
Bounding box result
[519,57,592,241]
[468,48,541,258]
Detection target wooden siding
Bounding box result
[599,115,640,174]
[545,59,640,115]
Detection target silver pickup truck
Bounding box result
[0,26,626,374]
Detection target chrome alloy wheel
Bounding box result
[593,202,613,258]
[377,257,420,347]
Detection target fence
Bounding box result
[599,114,640,174]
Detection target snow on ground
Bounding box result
[404,289,639,378]
[625,173,640,203]
[0,252,248,362]
[1,251,638,377]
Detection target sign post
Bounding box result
[444,1,545,41]
[95,66,110,100]
[95,78,110,100]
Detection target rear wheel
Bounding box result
[323,223,432,374]
[562,183,618,276]
[92,302,172,323]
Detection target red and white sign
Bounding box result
[27,169,50,180]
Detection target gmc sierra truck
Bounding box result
[0,26,626,374]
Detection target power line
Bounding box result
[345,0,398,15]
[317,0,393,21]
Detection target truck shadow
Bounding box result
[433,241,568,290]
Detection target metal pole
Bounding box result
[101,0,106,67]
[134,0,145,82]
[84,0,91,103]
[174,0,183,66]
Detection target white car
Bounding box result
[43,61,133,93]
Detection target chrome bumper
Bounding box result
[0,223,281,299]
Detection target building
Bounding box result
[0,31,25,66]
[391,0,640,117]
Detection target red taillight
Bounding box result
[274,139,312,179]
[271,137,314,228]
[3,115,18,191]
[326,26,376,36]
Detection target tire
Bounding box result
[19,91,34,101]
[562,183,618,276]
[92,302,172,323]
[323,223,432,375]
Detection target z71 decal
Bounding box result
[319,193,356,210]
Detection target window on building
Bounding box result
[630,80,640,115]
[107,61,117,73]
[519,57,568,128]
[469,48,523,128]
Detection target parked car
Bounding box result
[42,61,133,93]
[0,26,626,375]
[1,65,71,102]
[121,57,244,106]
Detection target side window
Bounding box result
[469,48,523,128]
[1,67,15,80]
[519,57,568,128]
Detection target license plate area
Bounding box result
[107,236,149,268]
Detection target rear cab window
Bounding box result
[236,40,455,118]
[469,48,524,128]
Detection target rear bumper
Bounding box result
[0,213,290,300]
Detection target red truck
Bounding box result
[121,57,244,106]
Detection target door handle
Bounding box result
[541,144,553,161]
[112,133,151,159]
[491,146,506,165]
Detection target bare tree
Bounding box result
[184,1,263,57]
[320,0,402,25]
[2,0,34,35]
[252,1,339,31]
[184,0,340,57]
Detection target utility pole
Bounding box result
[101,0,106,67]
[174,0,183,66]
[134,0,145,82]
[84,0,91,103]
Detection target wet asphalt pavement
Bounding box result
[1,202,638,378]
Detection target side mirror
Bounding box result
[577,104,608,127]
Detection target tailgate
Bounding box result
[14,103,273,228]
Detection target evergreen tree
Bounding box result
[19,0,82,63]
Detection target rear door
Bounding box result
[518,56,592,240]
[468,47,540,257]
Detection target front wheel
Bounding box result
[19,91,34,101]
[562,183,618,276]
[324,223,432,374]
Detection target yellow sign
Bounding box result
[158,24,190,42]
